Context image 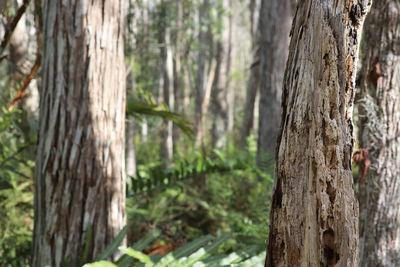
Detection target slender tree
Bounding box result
[357,1,400,265]
[266,0,371,266]
[211,0,232,149]
[256,0,292,170]
[240,0,261,147]
[158,1,174,163]
[32,1,126,266]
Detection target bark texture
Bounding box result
[266,0,371,266]
[357,1,400,266]
[33,1,126,266]
[256,0,291,169]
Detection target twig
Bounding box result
[0,0,31,62]
[7,54,41,110]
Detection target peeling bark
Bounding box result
[32,1,126,266]
[266,0,371,266]
[357,1,400,266]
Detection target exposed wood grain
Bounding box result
[266,0,371,266]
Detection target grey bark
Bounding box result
[240,24,260,147]
[266,0,371,266]
[256,0,291,170]
[357,1,400,266]
[194,0,211,143]
[211,0,231,149]
[32,1,126,266]
[159,16,174,163]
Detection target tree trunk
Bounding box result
[211,0,231,149]
[256,0,291,170]
[240,23,260,147]
[266,0,371,266]
[194,0,211,143]
[357,1,400,265]
[159,18,174,163]
[33,1,126,266]
[126,121,137,178]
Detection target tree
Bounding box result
[266,0,371,266]
[211,0,232,149]
[256,0,292,171]
[32,1,126,266]
[357,0,400,265]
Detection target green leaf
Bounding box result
[82,260,117,267]
[116,230,161,266]
[80,224,93,266]
[126,100,194,138]
[234,252,266,267]
[119,247,153,265]
[132,230,161,251]
[154,235,213,266]
[95,226,128,261]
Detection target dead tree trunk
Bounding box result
[266,0,371,266]
[357,1,400,265]
[32,1,126,266]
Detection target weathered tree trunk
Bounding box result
[32,1,126,266]
[357,1,400,266]
[256,0,291,170]
[266,0,371,266]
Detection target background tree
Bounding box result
[266,0,371,265]
[256,0,292,172]
[357,0,400,265]
[32,1,126,266]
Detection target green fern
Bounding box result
[84,233,264,267]
[126,100,193,138]
[129,150,263,195]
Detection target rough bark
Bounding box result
[256,0,291,169]
[266,0,371,266]
[357,1,400,266]
[32,1,126,266]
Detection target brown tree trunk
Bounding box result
[266,0,371,266]
[256,0,291,170]
[357,1,400,265]
[32,1,126,266]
